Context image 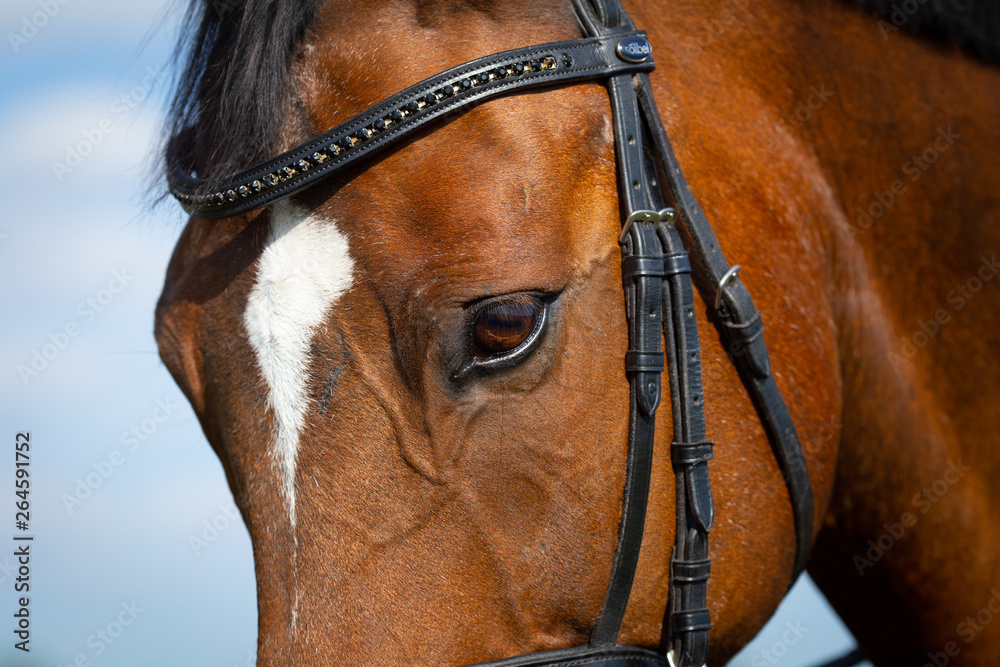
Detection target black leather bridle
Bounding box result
[167,1,815,665]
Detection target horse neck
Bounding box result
[645,0,1000,659]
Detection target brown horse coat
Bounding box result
[156,1,1000,664]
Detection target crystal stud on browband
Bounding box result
[187,54,562,209]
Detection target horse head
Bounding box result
[156,1,849,664]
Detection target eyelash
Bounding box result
[449,293,551,382]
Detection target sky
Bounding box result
[0,1,868,665]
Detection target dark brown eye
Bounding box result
[473,294,543,357]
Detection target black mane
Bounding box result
[164,0,998,184]
[167,0,322,180]
[849,0,1000,64]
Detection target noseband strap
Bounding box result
[471,645,665,667]
[166,0,814,664]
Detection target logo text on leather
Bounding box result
[616,36,652,63]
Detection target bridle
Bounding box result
[166,0,815,665]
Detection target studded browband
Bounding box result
[167,33,654,218]
[167,1,814,665]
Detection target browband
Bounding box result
[167,32,653,217]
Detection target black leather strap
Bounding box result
[671,559,710,583]
[670,442,713,468]
[658,212,712,667]
[585,0,667,646]
[167,33,653,218]
[671,609,712,634]
[591,182,665,647]
[467,645,665,667]
[579,2,713,663]
[662,252,691,277]
[634,78,814,583]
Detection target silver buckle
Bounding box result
[619,207,675,244]
[714,264,741,309]
[666,650,706,667]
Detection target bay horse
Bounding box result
[154,0,1000,664]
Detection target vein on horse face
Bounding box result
[243,200,355,528]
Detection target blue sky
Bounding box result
[0,1,866,665]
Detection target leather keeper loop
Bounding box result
[624,256,665,278]
[662,252,691,277]
[671,558,711,582]
[671,441,714,467]
[625,351,665,373]
[672,609,712,633]
[723,312,763,344]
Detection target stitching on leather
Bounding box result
[174,34,653,215]
[555,658,662,666]
[171,40,595,198]
[191,54,634,210]
[520,656,662,667]
[174,39,600,194]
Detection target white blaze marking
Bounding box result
[243,201,354,527]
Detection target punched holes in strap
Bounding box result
[671,558,711,583]
[672,609,712,634]
[671,441,713,468]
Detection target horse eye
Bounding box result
[472,294,543,358]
